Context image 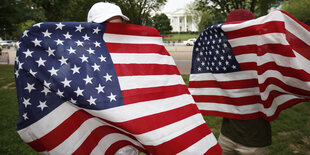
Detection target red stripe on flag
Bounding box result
[200,110,263,120]
[104,104,200,134]
[226,21,285,39]
[114,64,180,76]
[260,78,310,98]
[280,10,310,32]
[286,30,310,60]
[199,98,308,121]
[105,23,161,37]
[72,126,142,155]
[28,110,91,152]
[193,95,261,106]
[239,62,257,70]
[257,62,310,81]
[143,123,214,154]
[72,126,121,155]
[122,85,189,105]
[106,43,169,55]
[189,79,258,89]
[264,98,308,121]
[204,143,222,155]
[232,44,295,57]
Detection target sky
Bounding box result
[161,0,195,13]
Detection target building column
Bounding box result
[185,15,187,32]
[177,16,180,32]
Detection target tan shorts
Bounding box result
[218,133,267,155]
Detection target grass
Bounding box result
[163,33,199,42]
[0,65,309,154]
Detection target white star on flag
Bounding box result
[61,78,72,88]
[55,22,65,30]
[67,47,76,54]
[23,98,31,108]
[107,92,117,102]
[87,96,97,105]
[75,24,84,32]
[36,57,46,67]
[46,47,55,56]
[25,83,36,93]
[42,30,52,38]
[48,67,58,76]
[95,84,105,94]
[63,32,72,39]
[23,49,33,58]
[104,73,112,82]
[71,65,80,74]
[83,75,93,85]
[74,87,84,97]
[37,101,48,111]
[32,38,42,47]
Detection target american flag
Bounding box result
[15,22,222,154]
[189,10,310,121]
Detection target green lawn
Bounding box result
[163,33,199,42]
[0,65,309,154]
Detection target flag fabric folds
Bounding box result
[189,10,310,121]
[15,22,221,154]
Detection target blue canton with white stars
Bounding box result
[15,22,124,130]
[190,24,241,74]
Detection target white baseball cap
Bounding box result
[87,2,129,23]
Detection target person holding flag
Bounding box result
[14,1,222,154]
[217,9,271,155]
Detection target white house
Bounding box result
[165,8,198,32]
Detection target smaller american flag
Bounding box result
[189,10,310,121]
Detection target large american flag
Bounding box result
[189,10,310,121]
[15,22,222,154]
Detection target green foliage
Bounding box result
[195,0,283,17]
[163,33,199,42]
[152,13,172,35]
[112,0,167,25]
[198,11,225,32]
[0,0,167,40]
[281,0,310,25]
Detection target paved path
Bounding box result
[0,47,16,64]
[1,46,193,74]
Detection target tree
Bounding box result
[282,0,310,25]
[185,1,225,32]
[0,0,44,39]
[151,13,172,35]
[195,0,283,18]
[113,0,167,25]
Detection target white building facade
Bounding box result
[165,8,198,32]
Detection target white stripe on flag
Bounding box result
[177,133,218,155]
[49,118,104,154]
[229,33,288,47]
[189,71,257,82]
[189,87,259,98]
[91,133,144,155]
[104,33,163,45]
[222,11,285,32]
[135,114,206,145]
[18,102,78,142]
[111,53,176,65]
[283,13,310,46]
[87,94,195,122]
[259,70,310,91]
[196,93,300,117]
[118,75,185,90]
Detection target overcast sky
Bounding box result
[161,0,195,13]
